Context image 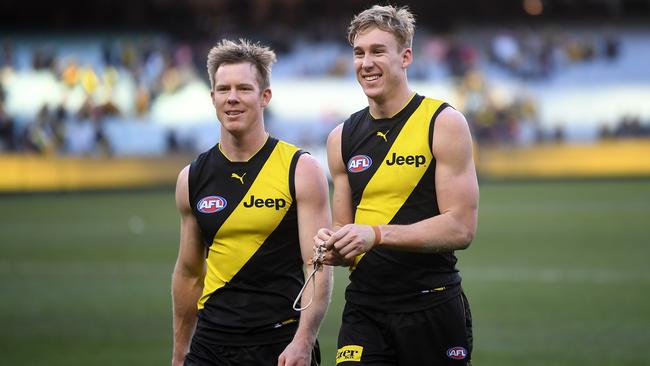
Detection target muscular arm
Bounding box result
[328,124,355,231]
[379,107,479,251]
[319,125,355,266]
[325,108,479,260]
[171,165,206,366]
[278,154,333,366]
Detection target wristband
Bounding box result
[371,225,382,247]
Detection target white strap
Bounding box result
[292,244,325,311]
[292,265,319,311]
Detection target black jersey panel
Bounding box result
[198,140,299,308]
[187,137,304,344]
[341,95,424,209]
[188,138,278,248]
[341,96,461,312]
[196,202,303,345]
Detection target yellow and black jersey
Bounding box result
[341,94,462,313]
[188,136,306,345]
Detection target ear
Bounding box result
[210,90,216,107]
[402,47,413,69]
[261,88,272,108]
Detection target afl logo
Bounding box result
[447,347,467,360]
[197,196,227,213]
[347,155,372,173]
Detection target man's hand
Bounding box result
[324,224,377,261]
[310,228,330,268]
[277,338,312,366]
[314,228,333,249]
[315,227,351,266]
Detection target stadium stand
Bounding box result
[1,27,649,152]
[1,0,649,188]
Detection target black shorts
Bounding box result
[336,291,473,365]
[185,338,321,366]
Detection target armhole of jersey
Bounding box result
[289,150,307,201]
[187,158,199,210]
[429,102,451,151]
[340,120,351,166]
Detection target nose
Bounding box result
[361,54,374,69]
[226,89,239,104]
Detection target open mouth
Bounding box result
[225,111,243,116]
[363,74,381,81]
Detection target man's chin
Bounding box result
[363,88,384,101]
[220,122,247,135]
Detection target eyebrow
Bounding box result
[353,44,388,51]
[215,83,255,88]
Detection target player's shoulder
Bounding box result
[349,105,370,120]
[419,95,451,115]
[417,94,467,129]
[175,164,191,211]
[294,152,327,199]
[272,138,318,177]
[274,137,303,154]
[436,105,469,130]
[431,104,472,156]
[190,144,218,170]
[421,95,445,105]
[275,138,296,149]
[176,164,190,186]
[271,138,305,165]
[295,152,323,175]
[344,106,370,128]
[327,123,344,141]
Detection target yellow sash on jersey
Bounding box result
[351,98,444,270]
[198,142,298,309]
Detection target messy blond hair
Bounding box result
[206,39,276,90]
[347,5,415,50]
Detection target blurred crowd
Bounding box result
[0,37,204,155]
[1,26,649,156]
[599,115,650,139]
[487,29,621,80]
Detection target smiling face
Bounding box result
[211,62,271,135]
[353,26,412,104]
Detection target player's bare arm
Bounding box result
[326,108,479,260]
[317,124,356,267]
[171,165,207,366]
[278,154,333,366]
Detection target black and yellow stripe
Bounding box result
[341,95,462,312]
[199,140,298,308]
[188,137,306,345]
[350,96,441,269]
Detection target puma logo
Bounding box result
[231,172,246,184]
[376,130,389,142]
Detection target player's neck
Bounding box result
[368,84,414,119]
[219,126,269,162]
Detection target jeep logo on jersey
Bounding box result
[197,196,227,213]
[447,347,467,360]
[385,152,426,167]
[347,155,372,173]
[243,195,287,210]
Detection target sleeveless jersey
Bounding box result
[188,137,305,345]
[341,94,462,312]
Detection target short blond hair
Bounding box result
[347,5,415,50]
[206,39,277,90]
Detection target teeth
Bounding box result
[364,75,380,81]
[226,111,242,116]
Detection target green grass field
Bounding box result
[1,180,649,365]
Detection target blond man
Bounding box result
[173,39,332,366]
[317,5,478,365]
